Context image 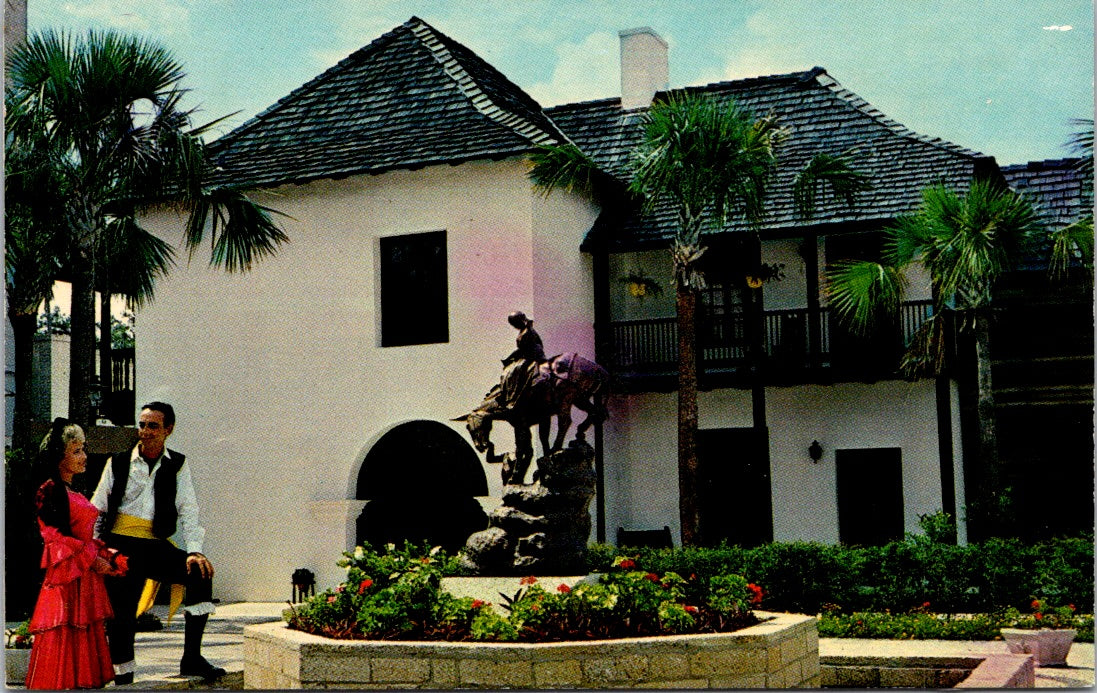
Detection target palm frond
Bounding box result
[899,312,949,379]
[1066,117,1093,177]
[98,216,176,307]
[1048,214,1094,284]
[528,143,601,200]
[825,260,906,336]
[793,149,873,219]
[910,180,1040,309]
[629,92,781,236]
[190,188,290,273]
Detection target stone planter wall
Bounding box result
[244,612,818,689]
[5,648,31,685]
[822,653,1036,689]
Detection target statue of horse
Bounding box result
[454,353,608,485]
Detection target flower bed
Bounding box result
[285,545,767,643]
[244,611,818,689]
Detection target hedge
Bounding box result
[583,533,1094,615]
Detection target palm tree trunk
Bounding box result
[677,279,701,546]
[9,310,39,453]
[99,288,112,422]
[68,246,97,428]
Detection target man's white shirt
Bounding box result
[90,446,206,554]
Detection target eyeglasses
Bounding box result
[137,422,163,430]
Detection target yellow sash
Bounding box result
[111,513,186,622]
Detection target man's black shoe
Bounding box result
[179,656,226,681]
[113,672,134,686]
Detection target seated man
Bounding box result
[91,402,225,685]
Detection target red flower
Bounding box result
[557,583,571,593]
[530,604,540,612]
[335,585,345,593]
[922,601,931,609]
[520,575,538,585]
[618,559,636,570]
[471,599,485,609]
[1032,599,1042,610]
[689,573,696,581]
[112,554,129,576]
[1035,612,1043,620]
[327,595,337,603]
[684,605,698,614]
[746,583,764,605]
[1069,604,1077,612]
[645,573,660,583]
[357,579,373,594]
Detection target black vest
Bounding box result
[103,449,185,539]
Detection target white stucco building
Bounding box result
[129,18,994,600]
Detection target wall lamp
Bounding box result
[808,440,823,463]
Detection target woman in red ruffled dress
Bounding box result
[26,418,127,689]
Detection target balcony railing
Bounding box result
[606,300,933,380]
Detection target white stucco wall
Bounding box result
[133,158,596,600]
[603,379,965,545]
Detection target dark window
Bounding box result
[380,231,449,347]
[836,447,904,545]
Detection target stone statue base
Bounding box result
[460,440,596,575]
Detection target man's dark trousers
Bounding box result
[103,533,213,668]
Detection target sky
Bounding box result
[24,0,1095,167]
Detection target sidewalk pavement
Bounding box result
[8,604,1096,689]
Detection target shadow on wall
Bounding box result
[355,420,488,553]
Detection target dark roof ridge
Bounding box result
[1002,157,1086,171]
[405,17,566,147]
[673,66,826,95]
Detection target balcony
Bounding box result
[603,300,934,389]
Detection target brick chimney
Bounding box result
[619,27,668,110]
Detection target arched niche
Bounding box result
[354,420,488,553]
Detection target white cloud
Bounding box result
[524,31,618,106]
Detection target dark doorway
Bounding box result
[836,447,904,545]
[355,421,488,553]
[697,427,773,547]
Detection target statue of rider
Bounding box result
[503,311,545,366]
[497,311,548,416]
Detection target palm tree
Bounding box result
[827,179,1040,537]
[626,94,782,546]
[533,93,869,545]
[5,30,287,428]
[4,141,66,453]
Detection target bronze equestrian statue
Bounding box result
[455,312,608,485]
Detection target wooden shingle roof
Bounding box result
[547,68,998,248]
[1002,158,1093,231]
[208,16,566,188]
[209,19,1000,250]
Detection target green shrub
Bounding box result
[580,533,1093,615]
[817,608,1094,643]
[287,543,763,642]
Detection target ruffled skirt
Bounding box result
[26,572,114,689]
